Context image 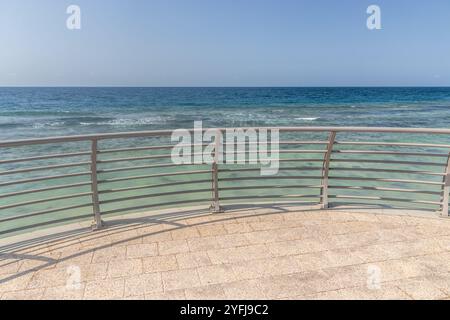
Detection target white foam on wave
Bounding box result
[32,121,65,129]
[295,117,319,121]
[81,116,169,126]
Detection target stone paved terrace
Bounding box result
[1,203,450,300]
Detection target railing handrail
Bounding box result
[3,126,450,148]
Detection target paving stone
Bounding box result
[207,245,272,264]
[124,273,163,297]
[107,259,143,278]
[143,255,178,273]
[1,288,45,300]
[92,246,126,263]
[145,289,186,300]
[83,278,125,300]
[302,285,410,300]
[197,224,228,237]
[162,269,201,291]
[43,284,86,300]
[4,206,450,299]
[222,279,267,300]
[27,268,70,289]
[393,277,448,300]
[1,261,22,276]
[171,227,201,240]
[197,264,237,285]
[0,272,34,293]
[158,239,190,255]
[258,271,328,299]
[126,243,158,259]
[223,223,253,234]
[187,236,221,252]
[185,284,226,300]
[176,252,212,269]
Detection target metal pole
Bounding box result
[440,152,450,217]
[211,129,222,213]
[90,139,103,229]
[320,131,337,209]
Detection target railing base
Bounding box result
[91,220,104,231]
[439,212,450,218]
[210,204,223,214]
[320,203,329,210]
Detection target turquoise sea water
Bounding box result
[1,87,450,237]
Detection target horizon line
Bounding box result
[1,85,450,88]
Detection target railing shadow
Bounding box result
[0,200,439,287]
[0,202,323,285]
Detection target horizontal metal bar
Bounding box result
[222,141,328,146]
[0,203,93,223]
[221,158,324,165]
[97,169,212,184]
[219,185,322,191]
[219,167,323,173]
[335,141,450,148]
[330,176,444,185]
[330,167,444,176]
[99,179,212,194]
[0,172,91,188]
[99,188,211,205]
[219,195,321,201]
[333,150,448,157]
[0,131,169,148]
[327,201,436,211]
[99,152,319,165]
[331,159,445,167]
[279,141,329,145]
[279,158,325,162]
[98,162,203,174]
[0,161,91,176]
[219,176,322,182]
[5,126,450,148]
[99,142,326,156]
[0,182,92,199]
[101,198,208,216]
[98,143,208,154]
[328,185,441,195]
[328,195,440,206]
[98,154,176,164]
[223,150,326,155]
[0,192,93,210]
[0,151,91,165]
[118,159,327,168]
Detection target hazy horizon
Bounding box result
[2,86,450,88]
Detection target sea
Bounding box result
[2,87,450,140]
[1,87,450,236]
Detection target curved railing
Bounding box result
[1,127,450,237]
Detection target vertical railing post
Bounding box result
[320,131,336,209]
[210,129,222,213]
[440,152,450,217]
[90,139,103,230]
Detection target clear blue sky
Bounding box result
[1,0,450,86]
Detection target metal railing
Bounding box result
[1,127,450,236]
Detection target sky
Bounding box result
[0,0,450,87]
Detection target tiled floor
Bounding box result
[1,204,450,300]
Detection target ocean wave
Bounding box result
[295,117,319,121]
[80,116,170,126]
[32,121,66,129]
